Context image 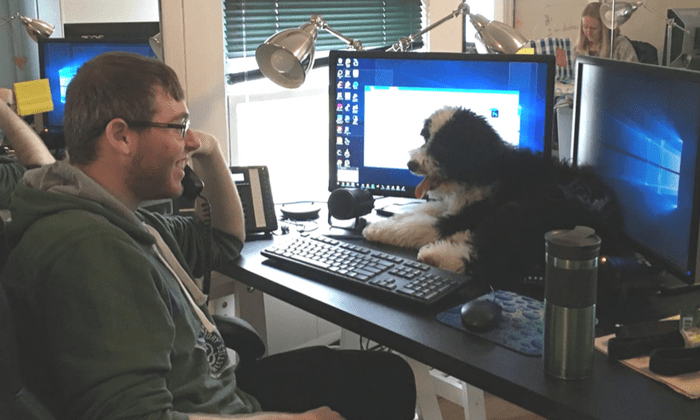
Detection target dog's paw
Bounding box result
[417,232,474,273]
[362,216,440,249]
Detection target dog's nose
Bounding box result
[407,160,419,172]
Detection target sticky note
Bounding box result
[13,78,54,116]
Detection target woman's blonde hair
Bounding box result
[575,2,620,58]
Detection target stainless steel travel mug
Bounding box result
[543,226,601,380]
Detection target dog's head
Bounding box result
[408,106,508,198]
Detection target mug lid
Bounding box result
[545,226,601,260]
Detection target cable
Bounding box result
[198,195,213,303]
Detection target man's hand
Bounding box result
[0,88,16,112]
[187,129,246,242]
[189,129,220,158]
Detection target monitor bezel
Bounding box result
[571,55,700,285]
[327,49,556,198]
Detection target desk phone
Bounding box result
[230,166,278,234]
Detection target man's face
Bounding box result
[125,90,200,201]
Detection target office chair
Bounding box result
[0,285,56,420]
[628,39,659,65]
[0,283,266,419]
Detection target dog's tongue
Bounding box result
[415,177,436,199]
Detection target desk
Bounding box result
[222,233,700,420]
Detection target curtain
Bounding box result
[0,0,41,87]
[223,0,424,59]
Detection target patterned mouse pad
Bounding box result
[437,290,544,356]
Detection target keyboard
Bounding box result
[261,235,471,306]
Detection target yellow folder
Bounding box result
[13,79,54,116]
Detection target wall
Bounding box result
[514,0,587,41]
[515,0,700,62]
[61,0,158,23]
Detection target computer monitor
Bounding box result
[328,50,555,198]
[38,38,158,148]
[572,56,700,285]
[663,8,700,68]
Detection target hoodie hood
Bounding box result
[6,160,152,246]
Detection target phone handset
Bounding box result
[182,165,204,201]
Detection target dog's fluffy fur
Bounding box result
[363,106,622,294]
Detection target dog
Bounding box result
[362,106,622,296]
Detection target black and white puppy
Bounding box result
[363,106,622,294]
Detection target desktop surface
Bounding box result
[224,227,700,420]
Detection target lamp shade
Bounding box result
[469,14,527,54]
[599,2,641,30]
[149,32,163,60]
[256,21,318,89]
[19,15,54,42]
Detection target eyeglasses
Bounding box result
[125,119,190,138]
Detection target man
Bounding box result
[0,88,56,208]
[1,53,416,420]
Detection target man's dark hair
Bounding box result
[64,52,185,165]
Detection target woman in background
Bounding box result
[575,2,638,62]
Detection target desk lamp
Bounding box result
[256,2,528,88]
[0,12,54,42]
[599,1,689,64]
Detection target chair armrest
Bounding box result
[213,315,266,362]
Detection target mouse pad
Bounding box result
[436,290,544,356]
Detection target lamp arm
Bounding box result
[387,2,470,52]
[0,12,20,27]
[312,15,364,51]
[638,3,690,34]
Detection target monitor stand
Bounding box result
[322,216,368,240]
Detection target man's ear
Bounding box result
[103,118,135,155]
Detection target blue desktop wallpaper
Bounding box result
[40,41,157,131]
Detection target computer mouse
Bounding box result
[460,299,503,332]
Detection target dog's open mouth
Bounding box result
[415,176,441,199]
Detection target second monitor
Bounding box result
[328,50,556,198]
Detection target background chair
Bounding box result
[628,38,659,65]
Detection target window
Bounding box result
[223,0,424,60]
[224,1,424,204]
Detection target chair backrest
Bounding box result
[629,39,659,65]
[0,285,56,420]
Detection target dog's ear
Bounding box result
[428,108,507,182]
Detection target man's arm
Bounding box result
[0,88,55,167]
[188,129,246,243]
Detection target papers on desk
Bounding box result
[595,334,700,399]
